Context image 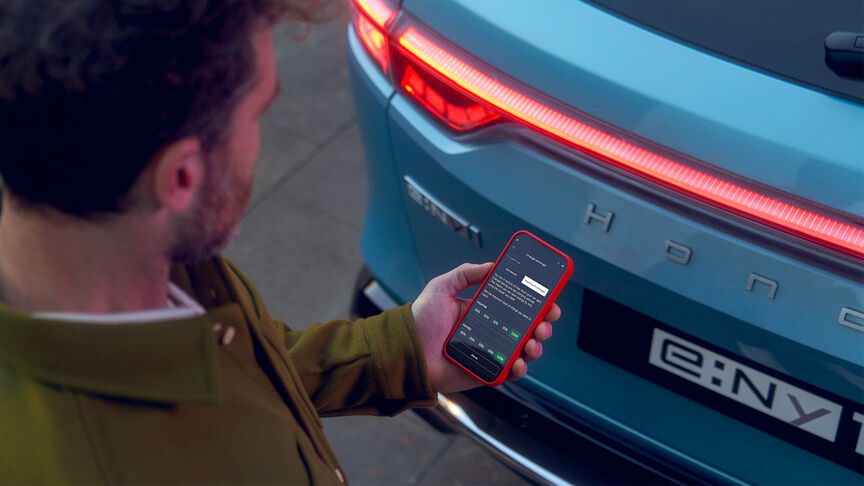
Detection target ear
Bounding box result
[151,138,205,213]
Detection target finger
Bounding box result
[442,262,494,296]
[543,303,562,323]
[533,322,553,340]
[507,358,527,381]
[455,297,472,316]
[522,339,543,362]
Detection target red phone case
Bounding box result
[443,230,574,386]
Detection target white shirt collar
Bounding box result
[32,283,206,324]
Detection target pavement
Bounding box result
[223,9,531,486]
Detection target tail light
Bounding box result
[401,65,500,130]
[351,0,396,71]
[349,3,864,261]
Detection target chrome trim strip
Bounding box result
[838,307,864,332]
[437,393,572,486]
[403,175,482,248]
[363,280,400,311]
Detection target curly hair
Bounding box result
[0,0,331,217]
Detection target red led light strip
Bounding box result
[353,0,394,29]
[356,14,389,70]
[397,27,864,259]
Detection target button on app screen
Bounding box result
[447,234,568,382]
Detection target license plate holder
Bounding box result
[577,290,864,474]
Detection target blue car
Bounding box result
[346,0,864,483]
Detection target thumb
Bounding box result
[439,262,494,296]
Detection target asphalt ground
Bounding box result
[223,10,532,486]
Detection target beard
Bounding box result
[168,152,252,263]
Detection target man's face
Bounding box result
[170,25,279,262]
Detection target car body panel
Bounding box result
[383,93,863,484]
[348,29,427,301]
[386,94,864,372]
[347,1,864,482]
[582,0,864,104]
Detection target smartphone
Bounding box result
[444,230,574,386]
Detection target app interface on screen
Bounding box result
[447,234,569,382]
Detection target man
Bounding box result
[0,0,561,483]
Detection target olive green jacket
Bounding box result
[0,257,436,484]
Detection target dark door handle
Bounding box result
[825,31,864,79]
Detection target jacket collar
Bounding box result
[0,302,245,403]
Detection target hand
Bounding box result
[411,262,562,393]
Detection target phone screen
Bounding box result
[446,233,570,383]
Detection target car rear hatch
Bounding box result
[357,0,864,481]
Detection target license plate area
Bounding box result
[577,290,864,474]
